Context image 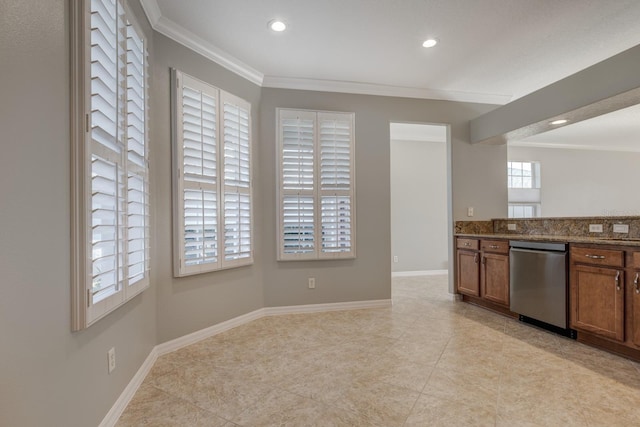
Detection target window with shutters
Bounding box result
[507,161,541,218]
[71,0,150,330]
[171,70,253,276]
[277,109,356,261]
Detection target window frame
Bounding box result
[276,108,356,261]
[507,161,542,219]
[71,0,150,331]
[171,69,254,277]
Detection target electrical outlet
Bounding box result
[108,347,116,374]
[507,223,517,231]
[467,207,474,217]
[589,224,603,233]
[308,277,315,289]
[613,224,629,233]
[393,256,398,263]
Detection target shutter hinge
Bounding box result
[87,289,91,307]
[85,113,90,133]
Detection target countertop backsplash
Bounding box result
[456,216,640,240]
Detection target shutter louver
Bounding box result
[282,118,314,191]
[283,195,315,253]
[183,189,218,265]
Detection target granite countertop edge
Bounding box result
[454,233,640,247]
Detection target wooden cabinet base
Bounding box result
[577,331,640,362]
[461,295,518,319]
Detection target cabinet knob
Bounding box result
[615,271,621,291]
[474,254,479,263]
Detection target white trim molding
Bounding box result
[138,0,511,104]
[98,348,158,427]
[263,76,512,105]
[99,298,391,426]
[392,269,448,277]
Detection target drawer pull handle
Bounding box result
[474,254,479,263]
[635,273,639,294]
[615,271,621,291]
[585,254,605,260]
[464,242,470,247]
[482,256,486,265]
[489,245,499,249]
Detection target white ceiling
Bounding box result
[512,103,640,152]
[142,0,640,104]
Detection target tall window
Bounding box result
[507,161,541,218]
[277,109,356,260]
[71,0,150,330]
[172,70,253,276]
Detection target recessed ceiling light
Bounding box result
[422,38,438,48]
[269,20,286,32]
[550,119,569,125]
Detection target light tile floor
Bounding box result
[117,275,640,426]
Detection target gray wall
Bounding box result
[259,90,501,307]
[0,1,157,427]
[0,1,503,425]
[152,34,264,343]
[509,146,640,217]
[390,139,448,272]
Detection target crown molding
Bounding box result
[262,76,512,104]
[139,0,511,104]
[509,141,640,153]
[139,0,161,27]
[140,0,264,86]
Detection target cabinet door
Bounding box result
[632,271,640,347]
[457,250,480,296]
[571,264,624,342]
[481,253,510,306]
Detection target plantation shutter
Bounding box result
[89,0,126,309]
[318,113,354,257]
[174,73,220,275]
[222,93,252,264]
[125,19,149,291]
[172,71,253,276]
[279,110,317,258]
[277,109,355,260]
[83,0,150,325]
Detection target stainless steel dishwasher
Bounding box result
[509,240,575,337]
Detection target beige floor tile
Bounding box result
[231,389,324,426]
[117,274,640,427]
[404,393,496,427]
[332,379,421,427]
[115,383,229,427]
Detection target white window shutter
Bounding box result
[277,109,355,260]
[172,71,253,275]
[221,93,252,265]
[75,0,150,328]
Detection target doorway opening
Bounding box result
[389,122,453,292]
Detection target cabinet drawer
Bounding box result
[634,252,640,269]
[481,239,509,254]
[571,246,624,268]
[457,238,479,250]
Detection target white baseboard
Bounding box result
[392,269,448,277]
[100,298,392,427]
[155,308,265,356]
[98,347,158,427]
[263,299,392,316]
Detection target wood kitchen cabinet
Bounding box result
[481,252,510,306]
[456,238,480,296]
[570,246,625,342]
[631,252,640,347]
[456,238,509,307]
